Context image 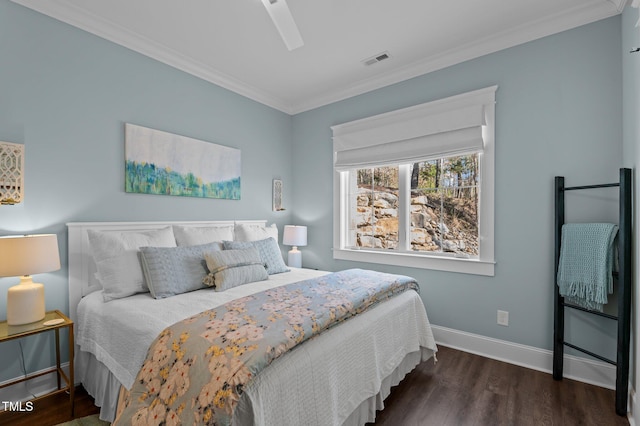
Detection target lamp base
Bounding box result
[287,247,302,268]
[7,276,45,325]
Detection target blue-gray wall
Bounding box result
[622,4,640,415]
[292,16,623,359]
[0,0,629,391]
[0,1,293,382]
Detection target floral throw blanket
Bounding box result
[113,268,419,426]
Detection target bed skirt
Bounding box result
[77,349,122,422]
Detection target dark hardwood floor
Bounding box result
[0,386,100,426]
[0,346,629,426]
[370,346,629,426]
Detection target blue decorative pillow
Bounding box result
[140,242,222,299]
[203,248,268,291]
[223,237,290,275]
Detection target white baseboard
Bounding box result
[629,388,639,426]
[0,363,70,410]
[432,325,639,424]
[432,325,616,389]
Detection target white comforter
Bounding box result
[76,268,437,425]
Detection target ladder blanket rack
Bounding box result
[553,167,632,416]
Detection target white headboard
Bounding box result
[66,220,267,324]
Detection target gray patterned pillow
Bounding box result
[223,237,290,275]
[203,247,268,291]
[140,242,222,299]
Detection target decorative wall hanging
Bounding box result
[0,141,25,205]
[125,124,241,200]
[273,178,284,211]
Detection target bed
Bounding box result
[67,220,437,425]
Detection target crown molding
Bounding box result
[12,0,624,115]
[610,0,629,12]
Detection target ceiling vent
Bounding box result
[362,51,391,66]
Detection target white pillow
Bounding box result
[234,223,278,242]
[87,227,176,301]
[173,225,234,248]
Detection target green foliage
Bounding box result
[125,160,240,200]
[416,155,478,190]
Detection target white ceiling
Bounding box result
[12,0,626,114]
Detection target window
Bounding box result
[351,165,400,250]
[350,155,479,255]
[332,87,496,276]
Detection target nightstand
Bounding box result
[0,310,74,416]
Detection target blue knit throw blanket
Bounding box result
[557,223,618,312]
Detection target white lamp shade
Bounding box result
[0,234,61,277]
[0,234,60,325]
[283,225,307,247]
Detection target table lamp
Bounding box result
[0,234,61,325]
[283,225,307,268]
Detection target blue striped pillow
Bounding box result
[140,242,222,299]
[203,247,268,291]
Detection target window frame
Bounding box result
[332,87,497,276]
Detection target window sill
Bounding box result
[333,248,495,276]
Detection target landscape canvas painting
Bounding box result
[125,124,241,200]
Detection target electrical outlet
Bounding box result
[497,310,509,326]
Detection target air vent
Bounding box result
[362,51,391,66]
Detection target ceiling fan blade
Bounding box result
[261,0,304,51]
